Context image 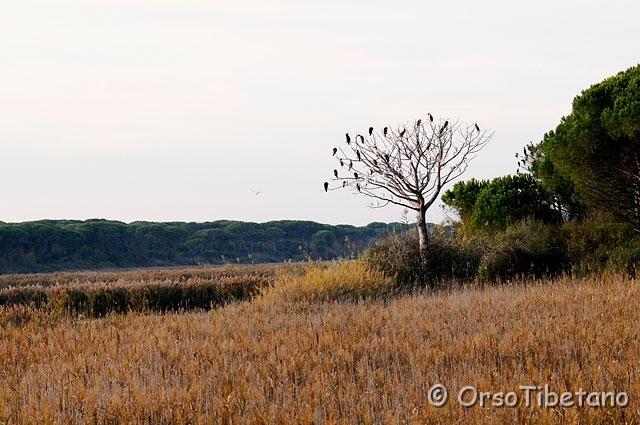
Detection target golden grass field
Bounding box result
[0,262,638,424]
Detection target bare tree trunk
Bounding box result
[416,207,429,285]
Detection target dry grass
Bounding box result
[260,259,398,304]
[0,268,638,424]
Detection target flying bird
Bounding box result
[324,182,329,192]
[334,169,338,178]
[332,147,337,156]
[369,126,374,136]
[428,113,433,122]
[383,127,388,136]
[346,133,351,145]
[356,150,361,161]
[475,123,480,132]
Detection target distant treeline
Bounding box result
[0,219,414,274]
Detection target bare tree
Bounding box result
[325,115,493,280]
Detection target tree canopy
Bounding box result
[442,174,561,232]
[0,219,410,274]
[531,64,640,225]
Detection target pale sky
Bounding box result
[2,0,638,226]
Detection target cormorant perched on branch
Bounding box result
[354,172,358,180]
[334,169,338,178]
[383,127,388,136]
[346,133,351,145]
[384,153,390,163]
[416,119,421,127]
[333,147,337,156]
[373,159,378,166]
[475,123,480,132]
[369,126,374,136]
[358,134,364,143]
[428,113,433,122]
[324,182,329,192]
[343,181,347,188]
[443,120,449,129]
[356,183,361,192]
[356,150,361,161]
[339,159,344,167]
[399,129,406,138]
[349,160,353,170]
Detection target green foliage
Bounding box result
[362,225,484,287]
[443,174,561,233]
[532,64,640,225]
[441,178,488,226]
[562,212,640,276]
[471,174,562,232]
[476,219,568,282]
[0,220,410,274]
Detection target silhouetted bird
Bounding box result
[324,182,329,192]
[373,159,378,166]
[400,129,406,138]
[359,135,364,143]
[334,169,338,178]
[333,147,337,156]
[356,183,361,192]
[428,113,433,122]
[443,120,448,129]
[475,123,480,132]
[349,160,353,170]
[384,153,390,163]
[523,147,527,157]
[356,150,361,161]
[343,181,347,188]
[354,172,358,179]
[340,159,344,167]
[383,127,388,136]
[369,126,374,136]
[346,133,351,145]
[416,119,421,127]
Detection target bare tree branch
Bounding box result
[324,115,493,281]
[328,117,493,211]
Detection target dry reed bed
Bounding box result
[0,274,638,424]
[0,264,281,289]
[0,265,279,317]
